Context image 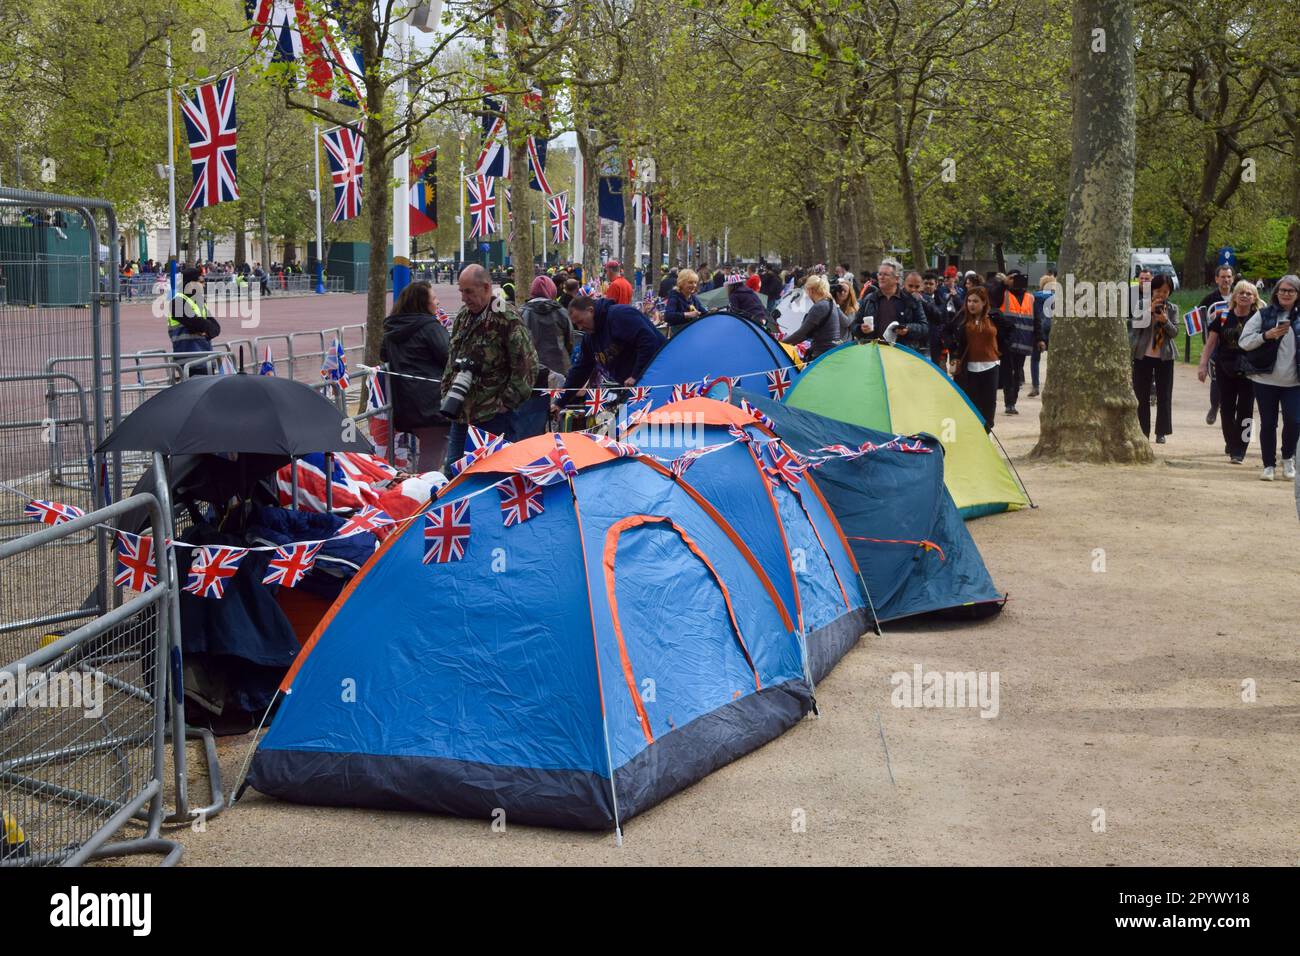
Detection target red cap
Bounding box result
[944,265,958,278]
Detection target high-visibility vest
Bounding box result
[169,292,207,333]
[1002,290,1036,349]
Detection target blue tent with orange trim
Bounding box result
[630,397,872,682]
[631,312,799,413]
[246,432,813,831]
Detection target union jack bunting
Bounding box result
[468,426,510,458]
[258,345,276,376]
[584,388,608,416]
[593,434,639,458]
[518,434,577,486]
[631,386,652,404]
[180,76,239,210]
[764,442,806,485]
[671,382,699,403]
[814,443,863,461]
[321,338,349,390]
[322,124,364,222]
[184,546,247,599]
[466,174,497,239]
[670,447,708,478]
[547,191,570,244]
[336,506,394,537]
[728,423,752,443]
[262,542,323,588]
[423,499,471,564]
[739,399,775,430]
[766,367,792,399]
[24,500,85,526]
[497,475,545,527]
[114,533,158,591]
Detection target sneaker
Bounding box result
[1261,466,1275,481]
[1206,408,1217,425]
[1156,435,1166,444]
[1005,406,1019,415]
[1284,459,1296,480]
[1230,456,1243,464]
[1027,387,1040,398]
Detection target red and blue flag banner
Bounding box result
[475,97,509,178]
[518,434,577,486]
[424,499,471,564]
[262,542,323,587]
[180,75,239,211]
[336,505,394,537]
[1183,306,1204,337]
[763,442,805,486]
[547,191,570,244]
[527,136,551,194]
[409,148,438,237]
[184,545,247,599]
[466,174,497,239]
[114,533,158,591]
[497,475,545,527]
[584,387,607,415]
[322,124,364,222]
[435,305,453,330]
[1208,300,1229,322]
[25,500,85,526]
[321,338,349,390]
[631,192,651,226]
[259,345,275,376]
[245,1,363,107]
[766,367,791,399]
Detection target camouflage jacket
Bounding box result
[441,303,539,424]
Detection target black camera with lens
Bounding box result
[439,357,480,418]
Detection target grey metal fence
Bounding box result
[1,494,180,866]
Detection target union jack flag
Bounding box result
[584,388,607,415]
[322,338,349,390]
[114,533,158,591]
[184,546,247,599]
[435,305,453,330]
[593,434,639,458]
[180,75,239,210]
[728,423,752,443]
[468,426,510,457]
[262,541,323,587]
[631,386,651,404]
[815,443,863,460]
[670,447,708,478]
[671,382,699,403]
[24,500,85,526]
[547,191,569,244]
[423,499,471,564]
[322,124,364,222]
[766,368,792,399]
[739,399,775,430]
[764,442,805,486]
[466,174,497,239]
[366,369,386,411]
[518,434,577,486]
[336,505,394,537]
[259,345,275,376]
[497,475,545,527]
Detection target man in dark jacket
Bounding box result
[854,257,928,350]
[726,273,777,334]
[556,296,665,408]
[760,266,784,314]
[657,269,678,299]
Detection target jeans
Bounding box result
[444,410,517,472]
[512,395,551,440]
[1252,382,1300,467]
[1030,347,1043,389]
[1132,357,1174,438]
[957,366,1000,432]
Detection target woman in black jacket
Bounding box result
[380,281,450,471]
[782,274,840,361]
[663,269,706,337]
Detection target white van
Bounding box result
[1130,248,1180,289]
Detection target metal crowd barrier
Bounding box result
[0,493,181,866]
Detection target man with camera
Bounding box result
[440,264,539,469]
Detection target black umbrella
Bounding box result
[97,373,372,457]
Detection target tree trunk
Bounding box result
[891,73,927,270]
[259,197,270,270]
[826,176,842,268]
[850,171,886,272]
[1031,0,1151,464]
[647,194,659,291]
[507,134,534,297]
[1289,159,1300,273]
[621,163,635,269]
[185,209,200,268]
[364,115,390,368]
[1183,220,1212,287]
[804,198,826,265]
[234,220,247,266]
[1180,137,1233,281]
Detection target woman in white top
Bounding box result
[1239,274,1300,480]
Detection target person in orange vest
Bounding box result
[991,270,1042,415]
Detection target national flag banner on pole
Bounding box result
[24,500,85,526]
[259,345,275,376]
[262,541,323,587]
[526,136,551,194]
[466,174,497,239]
[1183,306,1204,337]
[180,75,239,211]
[476,97,509,178]
[321,338,349,390]
[1208,300,1229,321]
[424,499,471,564]
[409,148,438,237]
[245,1,364,107]
[632,192,650,226]
[322,124,364,222]
[184,545,247,599]
[114,533,158,592]
[547,191,569,244]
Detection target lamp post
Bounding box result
[457,130,466,266]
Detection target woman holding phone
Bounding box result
[1239,274,1300,480]
[1128,274,1179,444]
